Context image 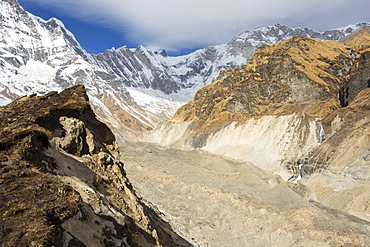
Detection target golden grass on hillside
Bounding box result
[170,34,370,137]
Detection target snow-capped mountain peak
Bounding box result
[0,0,160,138]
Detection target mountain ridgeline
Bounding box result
[94,23,370,94]
[171,34,370,126]
[0,0,162,138]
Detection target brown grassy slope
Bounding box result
[170,34,370,136]
[0,86,90,246]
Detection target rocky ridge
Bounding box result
[0,85,190,246]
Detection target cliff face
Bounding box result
[301,88,370,220]
[0,85,190,246]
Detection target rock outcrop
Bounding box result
[0,85,190,246]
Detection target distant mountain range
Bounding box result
[0,0,369,137]
[94,22,370,96]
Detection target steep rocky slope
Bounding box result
[172,33,369,124]
[146,32,370,175]
[0,85,190,246]
[145,31,370,230]
[301,87,370,220]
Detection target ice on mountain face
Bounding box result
[127,87,188,117]
[6,59,62,95]
[0,2,87,68]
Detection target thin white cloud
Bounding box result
[22,0,370,52]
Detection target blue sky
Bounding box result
[18,0,370,56]
[18,0,139,54]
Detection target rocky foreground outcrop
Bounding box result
[0,85,190,246]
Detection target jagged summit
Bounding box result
[95,22,370,96]
[155,49,168,57]
[231,22,369,46]
[0,0,162,138]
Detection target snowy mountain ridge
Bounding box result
[231,22,368,45]
[94,22,369,101]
